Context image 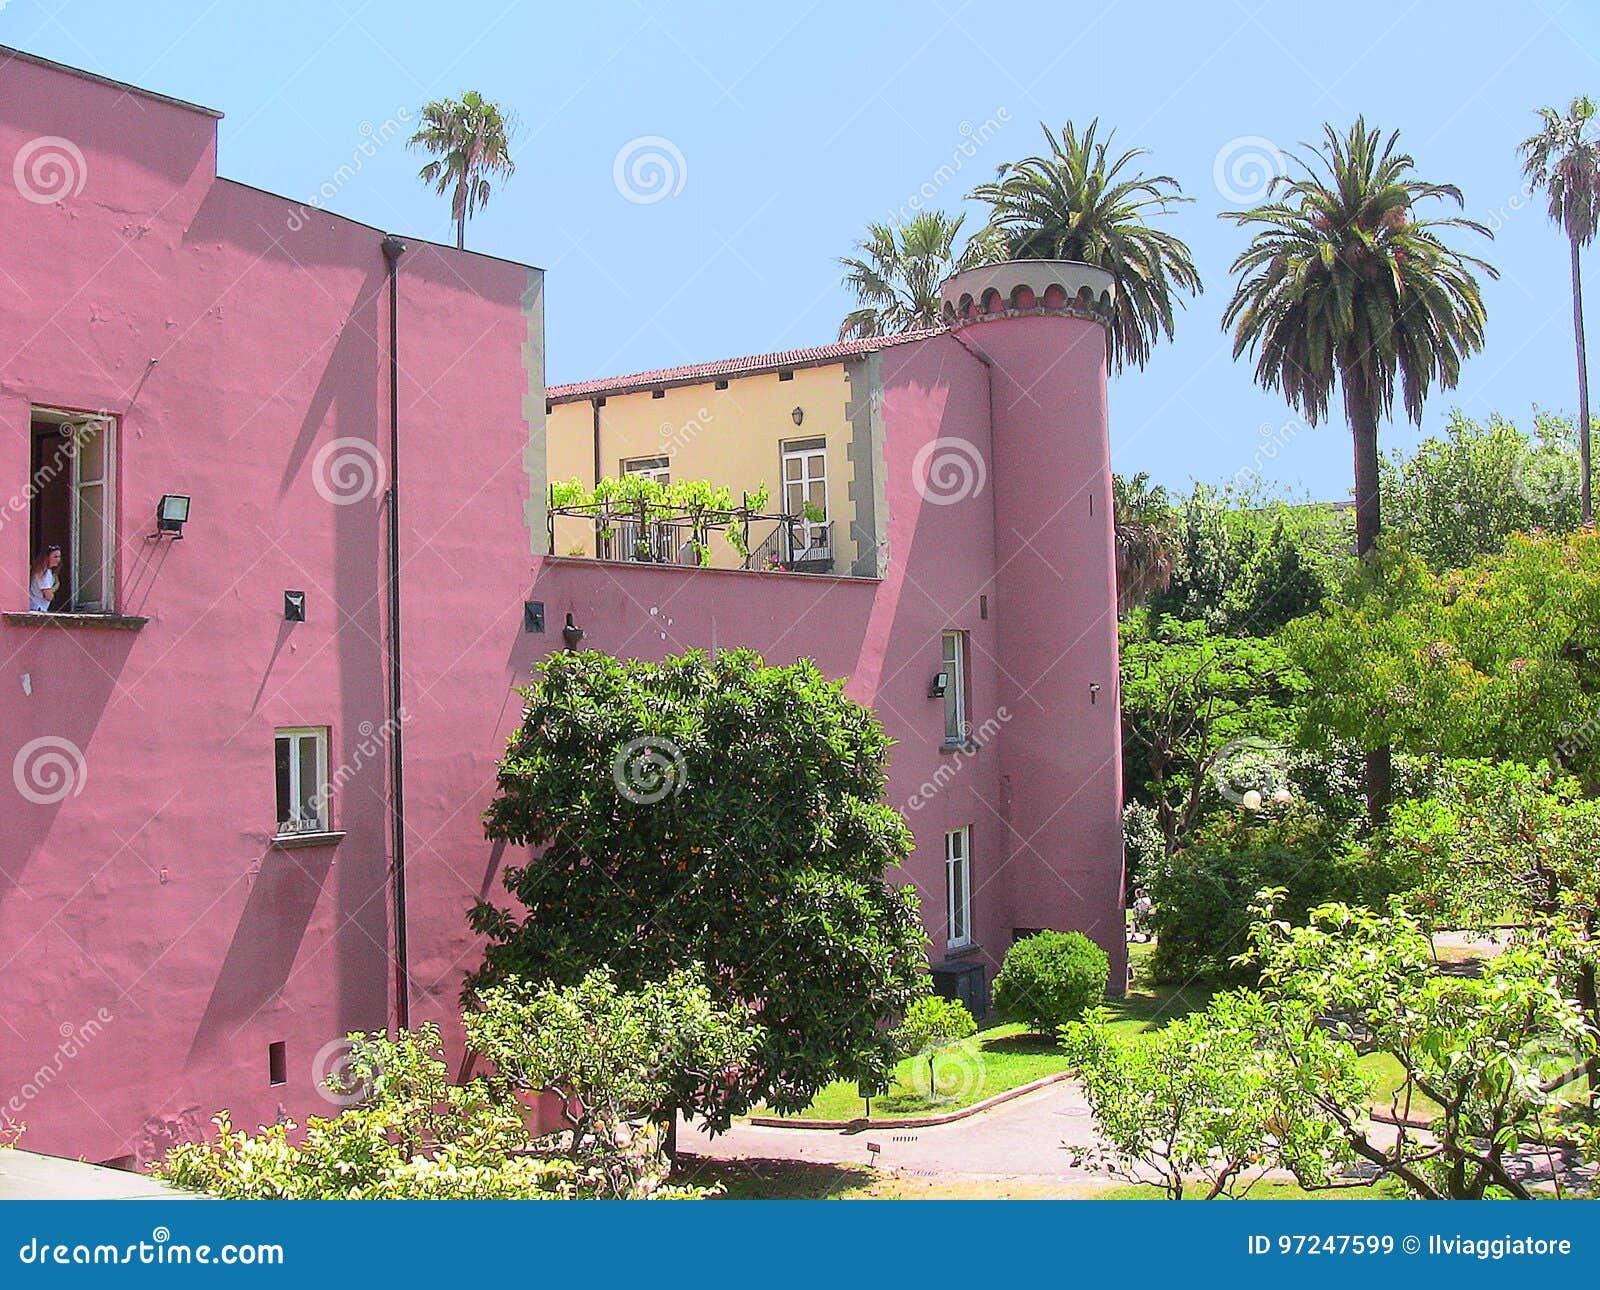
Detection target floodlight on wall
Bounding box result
[154,494,191,538]
[928,671,950,698]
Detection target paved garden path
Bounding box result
[679,1079,1107,1182]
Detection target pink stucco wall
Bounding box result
[1,49,1123,1167]
[0,51,540,1163]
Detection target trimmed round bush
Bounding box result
[991,931,1109,1034]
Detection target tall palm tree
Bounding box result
[969,120,1201,372]
[1112,471,1179,614]
[408,91,517,250]
[1222,118,1496,822]
[837,211,989,339]
[1521,96,1600,522]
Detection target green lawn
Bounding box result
[765,970,1209,1123]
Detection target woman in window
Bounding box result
[28,544,61,612]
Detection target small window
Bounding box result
[621,455,671,484]
[274,727,330,836]
[942,631,968,744]
[268,1041,287,1086]
[946,827,973,951]
[27,408,117,613]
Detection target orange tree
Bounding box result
[468,649,927,1131]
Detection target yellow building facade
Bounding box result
[545,337,906,578]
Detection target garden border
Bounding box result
[748,1070,1074,1130]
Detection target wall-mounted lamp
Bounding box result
[929,671,950,698]
[790,406,804,426]
[284,591,306,622]
[154,493,191,538]
[1089,682,1101,705]
[524,601,545,634]
[562,612,585,650]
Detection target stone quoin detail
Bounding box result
[940,259,1117,330]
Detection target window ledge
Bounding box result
[270,830,345,851]
[4,611,149,631]
[939,739,979,755]
[941,943,983,962]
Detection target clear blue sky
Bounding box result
[7,0,1599,499]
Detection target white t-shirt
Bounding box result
[28,568,57,612]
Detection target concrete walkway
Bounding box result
[0,1149,197,1200]
[680,1079,1106,1182]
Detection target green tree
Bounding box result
[1112,471,1179,614]
[467,967,754,1181]
[837,211,988,339]
[1120,613,1307,854]
[1145,483,1343,635]
[1246,897,1595,1199]
[1382,409,1582,570]
[408,90,517,250]
[1222,119,1496,822]
[1521,96,1600,520]
[1285,529,1600,784]
[893,994,978,1101]
[469,649,928,1130]
[1063,992,1359,1198]
[971,119,1201,372]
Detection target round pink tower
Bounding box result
[939,260,1127,992]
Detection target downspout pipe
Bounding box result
[380,233,410,1033]
[591,398,603,556]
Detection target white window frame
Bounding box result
[781,437,829,558]
[945,826,973,951]
[33,408,117,613]
[275,727,331,837]
[942,630,967,744]
[615,456,674,561]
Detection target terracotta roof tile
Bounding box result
[546,329,940,402]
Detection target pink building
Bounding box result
[1,46,1124,1167]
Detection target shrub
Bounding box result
[991,931,1109,1034]
[1145,807,1401,982]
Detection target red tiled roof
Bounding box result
[546,329,941,403]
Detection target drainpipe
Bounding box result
[591,398,603,557]
[380,233,410,1034]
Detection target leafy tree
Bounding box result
[153,1024,710,1199]
[991,930,1108,1034]
[1381,409,1582,570]
[1285,529,1600,785]
[1246,897,1596,1199]
[1522,96,1600,520]
[1063,992,1359,1198]
[837,211,989,339]
[1223,118,1497,822]
[893,994,978,1100]
[1145,484,1343,636]
[970,119,1201,372]
[408,90,517,250]
[467,967,753,1186]
[470,649,928,1130]
[1119,613,1307,854]
[1386,759,1600,1102]
[1112,471,1179,614]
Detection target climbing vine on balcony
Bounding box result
[547,476,823,568]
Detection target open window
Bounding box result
[28,408,116,613]
[274,727,331,838]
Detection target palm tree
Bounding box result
[838,211,990,339]
[1222,118,1496,822]
[1112,471,1179,614]
[969,120,1201,372]
[408,91,517,250]
[1521,96,1600,522]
